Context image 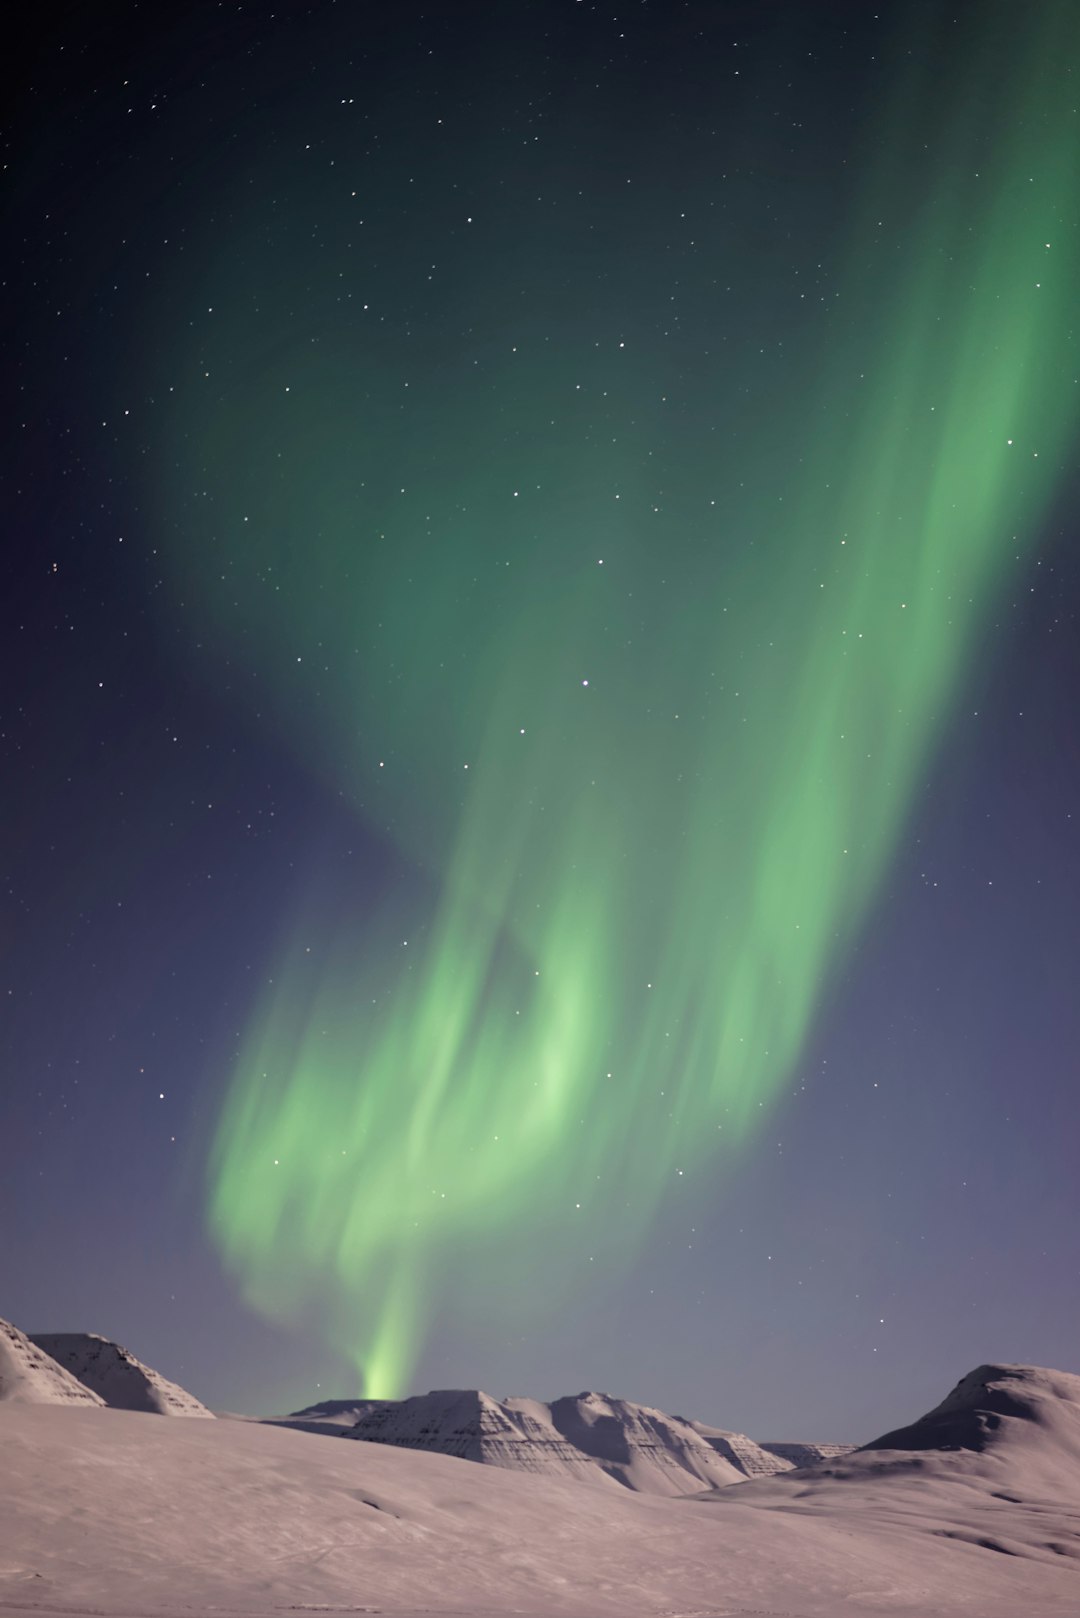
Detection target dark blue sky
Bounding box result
[3,0,1078,1442]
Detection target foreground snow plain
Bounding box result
[2,1364,1079,1618]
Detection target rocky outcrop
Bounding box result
[759,1440,857,1468]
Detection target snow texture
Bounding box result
[32,1331,214,1417]
[0,1316,104,1406]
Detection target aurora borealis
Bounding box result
[186,1,1079,1397]
[5,0,1080,1435]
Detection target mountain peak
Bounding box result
[0,1317,105,1407]
[324,1385,847,1494]
[32,1332,213,1417]
[863,1363,1080,1454]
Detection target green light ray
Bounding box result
[149,7,1078,1395]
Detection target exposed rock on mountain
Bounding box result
[688,1422,795,1477]
[759,1439,859,1468]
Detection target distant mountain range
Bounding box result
[281,1386,852,1494]
[3,1308,854,1495]
[4,1311,1077,1515]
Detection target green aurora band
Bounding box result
[149,8,1078,1395]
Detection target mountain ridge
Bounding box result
[277,1383,852,1494]
[32,1331,214,1417]
[0,1317,105,1407]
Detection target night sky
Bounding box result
[4,0,1079,1443]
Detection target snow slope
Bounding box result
[0,1317,103,1407]
[33,1331,214,1416]
[2,1364,1079,1618]
[863,1361,1080,1470]
[694,1362,1080,1584]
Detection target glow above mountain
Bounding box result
[132,5,1080,1395]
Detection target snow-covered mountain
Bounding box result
[858,1361,1080,1486]
[2,1360,1078,1618]
[692,1361,1080,1566]
[685,1420,791,1477]
[32,1332,214,1417]
[330,1385,850,1493]
[344,1387,742,1491]
[0,1317,104,1406]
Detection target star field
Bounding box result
[2,0,1079,1439]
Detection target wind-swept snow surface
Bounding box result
[2,1364,1079,1618]
[31,1332,213,1417]
[0,1317,103,1406]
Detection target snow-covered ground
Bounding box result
[1,1359,1078,1618]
